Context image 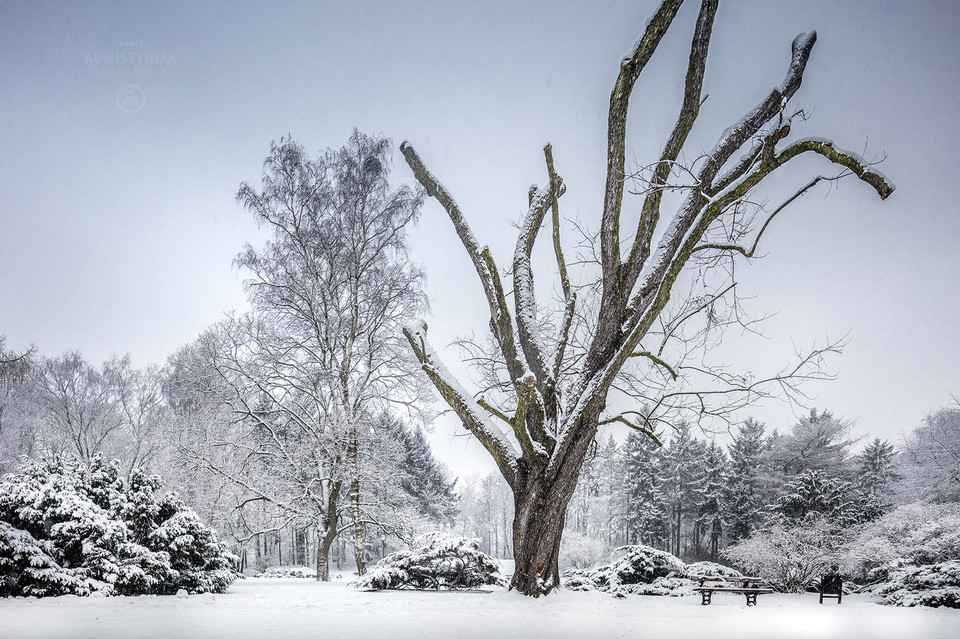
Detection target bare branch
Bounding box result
[403,320,518,486]
[598,414,663,447]
[400,142,525,382]
[600,0,684,285]
[630,350,679,381]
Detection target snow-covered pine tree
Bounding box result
[659,422,706,558]
[0,456,235,597]
[725,418,767,541]
[621,429,669,549]
[855,438,900,501]
[694,441,728,561]
[566,435,623,548]
[765,409,858,480]
[379,414,459,526]
[771,468,875,526]
[596,436,627,548]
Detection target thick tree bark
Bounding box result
[511,415,599,596]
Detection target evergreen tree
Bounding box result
[621,430,669,550]
[773,469,849,523]
[726,418,767,541]
[659,422,706,558]
[0,456,235,597]
[694,441,728,561]
[855,438,900,501]
[596,436,626,548]
[766,409,858,480]
[380,415,459,525]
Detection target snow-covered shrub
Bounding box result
[686,561,744,581]
[255,566,317,578]
[559,531,606,570]
[846,502,960,584]
[875,561,960,608]
[0,456,236,597]
[723,517,844,592]
[352,532,506,591]
[562,545,689,596]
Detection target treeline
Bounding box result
[0,337,458,575]
[454,405,960,571]
[1,132,463,579]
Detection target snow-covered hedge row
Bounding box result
[0,456,237,597]
[846,503,960,584]
[352,533,507,591]
[255,566,317,579]
[561,545,725,597]
[874,561,960,608]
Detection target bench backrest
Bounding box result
[821,575,842,595]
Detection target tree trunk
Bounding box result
[315,478,342,581]
[510,422,597,596]
[316,514,338,581]
[347,429,367,576]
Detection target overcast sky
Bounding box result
[1,1,958,476]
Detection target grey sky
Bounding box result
[1,1,958,474]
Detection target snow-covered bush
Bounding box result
[0,456,236,597]
[846,502,960,583]
[352,533,506,591]
[686,561,744,581]
[723,517,844,592]
[559,531,606,570]
[256,566,317,579]
[875,561,960,608]
[562,545,690,596]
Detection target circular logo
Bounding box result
[116,84,146,113]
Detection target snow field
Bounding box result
[1,574,958,639]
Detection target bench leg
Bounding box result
[700,591,713,606]
[745,592,758,606]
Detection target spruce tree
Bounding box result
[620,430,669,549]
[694,441,728,561]
[855,438,899,500]
[380,415,459,525]
[726,418,766,541]
[659,422,706,558]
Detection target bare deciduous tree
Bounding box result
[185,131,429,580]
[400,0,894,595]
[0,337,37,473]
[33,352,124,463]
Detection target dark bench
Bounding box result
[692,576,773,606]
[819,574,842,604]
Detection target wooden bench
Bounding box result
[692,576,773,606]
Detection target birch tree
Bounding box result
[189,131,428,579]
[400,0,894,595]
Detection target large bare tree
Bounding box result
[400,0,894,596]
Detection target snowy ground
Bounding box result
[1,573,958,639]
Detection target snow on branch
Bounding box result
[600,0,684,284]
[513,180,561,387]
[400,142,525,382]
[403,320,519,486]
[626,0,717,291]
